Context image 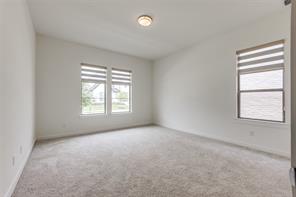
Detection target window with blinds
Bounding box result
[81,63,107,115]
[111,68,132,113]
[237,40,285,122]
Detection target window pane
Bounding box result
[81,82,105,114]
[112,84,130,113]
[240,69,283,91]
[240,91,283,121]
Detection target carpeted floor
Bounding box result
[13,126,291,197]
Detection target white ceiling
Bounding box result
[28,0,285,60]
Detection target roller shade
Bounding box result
[112,68,132,84]
[81,63,107,83]
[237,40,285,72]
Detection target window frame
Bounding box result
[111,68,132,114]
[80,63,107,115]
[236,40,286,123]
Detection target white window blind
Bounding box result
[237,40,285,122]
[111,68,132,84]
[81,63,107,83]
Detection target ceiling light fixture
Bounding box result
[138,15,153,27]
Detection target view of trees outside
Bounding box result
[81,82,130,114]
[81,82,105,114]
[112,84,130,113]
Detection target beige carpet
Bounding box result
[13,126,291,197]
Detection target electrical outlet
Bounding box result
[20,146,23,154]
[249,131,255,136]
[12,156,15,166]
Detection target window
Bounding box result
[237,40,285,122]
[81,63,107,115]
[111,68,132,113]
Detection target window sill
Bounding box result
[80,111,133,117]
[233,117,290,129]
[111,112,132,115]
[80,113,106,117]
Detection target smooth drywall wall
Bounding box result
[0,0,36,196]
[153,9,291,157]
[36,35,152,139]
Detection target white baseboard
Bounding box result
[37,123,154,141]
[156,124,290,158]
[197,131,290,158]
[39,122,290,158]
[4,139,36,197]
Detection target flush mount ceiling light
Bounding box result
[138,15,153,27]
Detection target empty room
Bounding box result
[1,0,296,196]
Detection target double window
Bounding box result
[237,40,285,122]
[81,63,132,115]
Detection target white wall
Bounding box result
[0,2,4,196]
[0,0,36,196]
[153,9,291,157]
[36,35,153,139]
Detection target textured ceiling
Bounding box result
[28,0,286,60]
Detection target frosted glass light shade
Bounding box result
[138,15,152,27]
